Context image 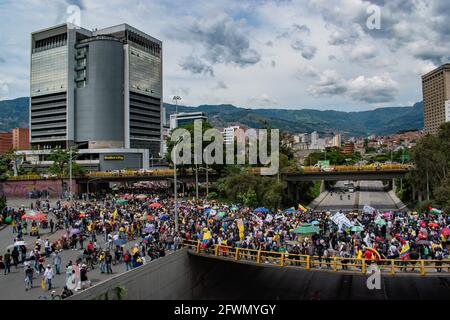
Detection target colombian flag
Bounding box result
[202,229,211,248]
[400,242,410,259]
[112,209,118,221]
[298,204,308,213]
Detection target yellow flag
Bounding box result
[113,209,118,221]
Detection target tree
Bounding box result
[48,147,84,191]
[404,122,450,206]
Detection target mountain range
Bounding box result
[0,97,423,137]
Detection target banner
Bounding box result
[331,212,353,229]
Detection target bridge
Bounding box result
[69,242,450,300]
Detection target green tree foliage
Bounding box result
[0,194,7,211]
[48,147,83,176]
[0,154,12,181]
[304,147,361,166]
[216,173,283,209]
[405,122,450,209]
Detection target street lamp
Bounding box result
[172,95,182,232]
[67,146,79,205]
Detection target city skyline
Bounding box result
[1,0,449,111]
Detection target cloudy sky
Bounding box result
[0,0,448,111]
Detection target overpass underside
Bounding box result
[70,249,450,300]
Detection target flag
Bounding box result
[400,242,410,259]
[112,209,118,221]
[298,204,308,213]
[202,229,211,247]
[236,218,245,240]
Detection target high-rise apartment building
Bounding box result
[12,128,30,150]
[422,63,450,135]
[0,132,13,155]
[30,23,162,156]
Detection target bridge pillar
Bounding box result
[320,180,326,193]
[392,179,397,192]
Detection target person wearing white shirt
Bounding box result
[43,265,54,290]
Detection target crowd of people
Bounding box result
[1,183,450,298]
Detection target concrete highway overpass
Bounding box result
[284,169,409,182]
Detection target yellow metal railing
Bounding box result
[182,240,450,276]
[301,164,414,172]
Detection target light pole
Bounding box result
[69,147,72,204]
[172,95,181,232]
[206,163,209,197]
[195,164,199,200]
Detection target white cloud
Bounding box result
[308,70,399,103]
[0,0,441,110]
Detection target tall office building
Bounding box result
[223,126,240,145]
[27,23,162,170]
[332,133,341,148]
[30,23,162,153]
[169,112,207,130]
[422,63,450,135]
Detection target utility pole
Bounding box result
[195,164,199,200]
[69,146,73,205]
[206,163,209,197]
[172,95,181,232]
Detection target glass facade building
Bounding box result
[30,23,163,158]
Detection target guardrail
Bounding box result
[183,240,450,276]
[301,164,414,172]
[4,164,411,181]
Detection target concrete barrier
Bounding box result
[69,249,193,300]
[70,249,450,300]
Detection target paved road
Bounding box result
[357,181,397,210]
[0,198,151,300]
[313,180,398,212]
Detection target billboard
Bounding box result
[317,160,330,167]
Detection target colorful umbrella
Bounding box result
[116,198,128,204]
[284,208,297,213]
[160,215,170,221]
[290,224,319,234]
[428,222,439,228]
[311,220,320,225]
[218,211,227,218]
[69,228,81,236]
[440,228,450,236]
[254,207,269,213]
[351,225,364,232]
[21,212,47,220]
[149,202,162,208]
[114,239,127,245]
[143,226,154,233]
[4,216,12,224]
[136,194,147,200]
[374,218,387,226]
